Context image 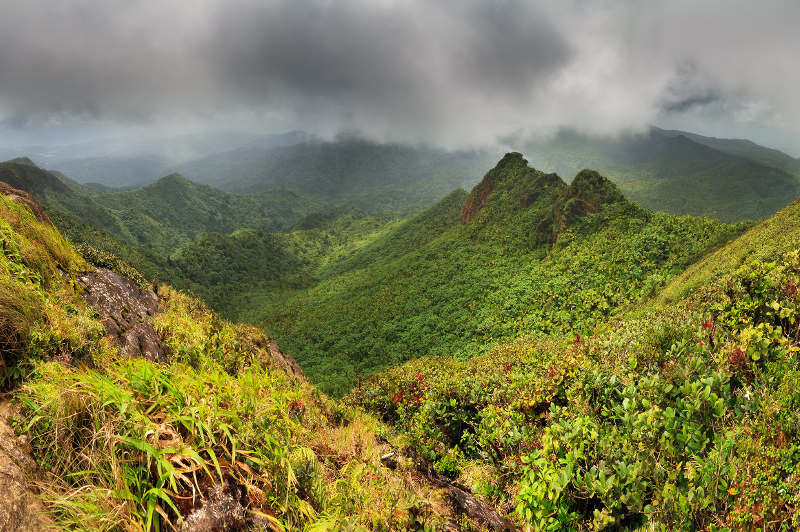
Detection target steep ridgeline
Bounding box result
[0,180,490,530]
[349,195,800,530]
[520,127,800,222]
[256,153,745,396]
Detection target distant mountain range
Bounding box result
[172,138,499,213]
[4,126,798,222]
[0,158,320,271]
[516,127,800,222]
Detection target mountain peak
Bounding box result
[144,173,195,191]
[568,169,625,206]
[461,153,554,224]
[4,156,38,167]
[496,151,527,167]
[158,172,190,184]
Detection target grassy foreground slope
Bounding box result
[349,197,800,530]
[257,154,745,395]
[0,189,465,530]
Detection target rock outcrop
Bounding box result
[0,401,53,532]
[79,268,165,361]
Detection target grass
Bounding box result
[0,196,466,529]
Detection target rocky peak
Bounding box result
[461,152,531,224]
[5,157,38,167]
[534,169,628,246]
[567,169,625,206]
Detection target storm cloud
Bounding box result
[0,0,799,152]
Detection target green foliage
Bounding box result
[0,201,454,529]
[349,208,800,529]
[0,194,108,386]
[259,156,742,396]
[3,147,800,529]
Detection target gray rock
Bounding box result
[79,268,165,361]
[0,401,53,532]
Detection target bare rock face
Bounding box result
[178,483,249,532]
[0,402,53,532]
[0,181,52,224]
[79,268,165,361]
[267,339,305,379]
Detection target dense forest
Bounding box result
[2,136,800,529]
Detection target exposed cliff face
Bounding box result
[460,179,492,224]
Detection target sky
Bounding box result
[0,0,799,155]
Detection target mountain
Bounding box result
[0,131,311,188]
[239,154,746,395]
[84,173,322,254]
[518,127,800,222]
[0,158,322,258]
[174,137,498,212]
[3,151,800,529]
[0,183,486,530]
[348,188,800,531]
[657,127,800,175]
[52,153,172,188]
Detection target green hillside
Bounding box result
[245,154,746,395]
[0,158,322,257]
[3,152,800,530]
[348,194,800,530]
[520,128,800,222]
[169,209,398,311]
[0,183,473,530]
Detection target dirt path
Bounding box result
[0,400,53,532]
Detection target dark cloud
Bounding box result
[0,0,798,152]
[203,0,571,140]
[661,94,720,114]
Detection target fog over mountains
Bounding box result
[1,0,800,156]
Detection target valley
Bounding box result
[2,127,800,529]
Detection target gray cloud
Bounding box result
[661,94,720,114]
[0,0,799,152]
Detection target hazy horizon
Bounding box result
[0,0,799,159]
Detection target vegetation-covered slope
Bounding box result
[3,150,800,530]
[520,128,800,222]
[0,158,321,257]
[348,197,800,530]
[250,154,746,395]
[0,184,473,530]
[657,127,800,176]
